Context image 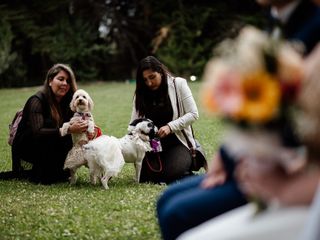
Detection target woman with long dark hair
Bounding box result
[131,56,199,184]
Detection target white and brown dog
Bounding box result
[83,118,159,189]
[61,89,95,184]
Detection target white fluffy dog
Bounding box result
[61,89,95,184]
[83,118,159,189]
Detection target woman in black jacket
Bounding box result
[4,63,88,184]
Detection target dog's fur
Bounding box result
[83,118,158,189]
[61,89,95,184]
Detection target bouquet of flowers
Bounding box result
[201,26,306,174]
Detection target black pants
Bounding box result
[10,135,71,184]
[139,143,192,184]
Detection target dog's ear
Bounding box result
[129,118,143,127]
[87,94,94,111]
[129,118,151,127]
[127,124,135,133]
[128,118,145,134]
[70,95,77,112]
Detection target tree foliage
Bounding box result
[0,0,264,87]
[0,19,17,75]
[149,0,265,79]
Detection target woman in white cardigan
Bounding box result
[131,56,199,184]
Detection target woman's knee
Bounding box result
[157,185,178,215]
[158,197,185,225]
[166,174,202,195]
[158,175,204,208]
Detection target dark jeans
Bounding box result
[156,146,247,240]
[156,175,247,240]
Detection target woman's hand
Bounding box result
[68,119,88,134]
[235,158,319,206]
[158,125,171,138]
[201,153,227,189]
[236,158,285,202]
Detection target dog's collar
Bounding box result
[75,112,92,120]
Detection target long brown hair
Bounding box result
[42,63,77,126]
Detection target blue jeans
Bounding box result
[156,173,247,240]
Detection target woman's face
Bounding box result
[49,70,71,101]
[143,69,162,91]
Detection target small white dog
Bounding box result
[61,89,95,184]
[83,118,159,189]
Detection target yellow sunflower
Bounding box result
[236,72,281,124]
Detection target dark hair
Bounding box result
[42,63,77,126]
[135,56,173,116]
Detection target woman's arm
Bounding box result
[201,152,227,189]
[168,78,199,132]
[27,97,61,137]
[236,159,320,206]
[28,97,87,138]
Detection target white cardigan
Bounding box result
[130,75,199,149]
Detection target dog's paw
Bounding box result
[87,124,95,134]
[90,175,98,185]
[69,175,77,185]
[101,181,109,190]
[60,122,70,136]
[101,176,111,190]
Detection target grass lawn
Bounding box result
[0,81,224,240]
